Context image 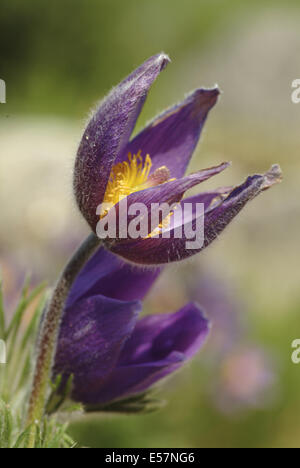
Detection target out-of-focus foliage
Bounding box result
[0,0,237,116]
[0,279,76,448]
[0,400,75,449]
[0,0,298,117]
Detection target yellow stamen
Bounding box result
[101,152,171,219]
[147,210,175,238]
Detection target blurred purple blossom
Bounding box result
[188,267,246,359]
[214,346,278,414]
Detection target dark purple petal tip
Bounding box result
[261,164,282,190]
[189,87,220,116]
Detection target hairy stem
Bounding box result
[25,233,101,448]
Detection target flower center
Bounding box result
[101,151,171,218]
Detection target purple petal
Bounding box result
[182,187,233,213]
[118,88,220,178]
[81,303,210,405]
[119,303,210,365]
[67,246,161,308]
[82,358,183,406]
[101,162,229,241]
[74,53,170,232]
[54,295,141,399]
[109,165,282,265]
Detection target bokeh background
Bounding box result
[1,0,300,448]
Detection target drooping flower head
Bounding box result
[74,53,282,265]
[53,248,209,409]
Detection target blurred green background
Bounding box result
[1,0,300,448]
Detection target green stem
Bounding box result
[25,233,101,448]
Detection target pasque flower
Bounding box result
[53,248,209,408]
[25,55,282,445]
[74,53,282,265]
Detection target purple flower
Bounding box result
[74,53,282,265]
[53,248,209,408]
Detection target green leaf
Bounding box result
[5,278,46,340]
[12,293,47,394]
[6,281,46,362]
[0,275,5,340]
[12,425,35,449]
[0,278,76,448]
[0,400,13,448]
[46,374,74,415]
[21,293,47,350]
[85,391,166,414]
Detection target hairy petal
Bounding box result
[82,303,210,405]
[109,165,282,265]
[102,162,229,242]
[74,53,170,231]
[181,187,233,213]
[119,88,220,178]
[53,295,141,395]
[67,247,161,307]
